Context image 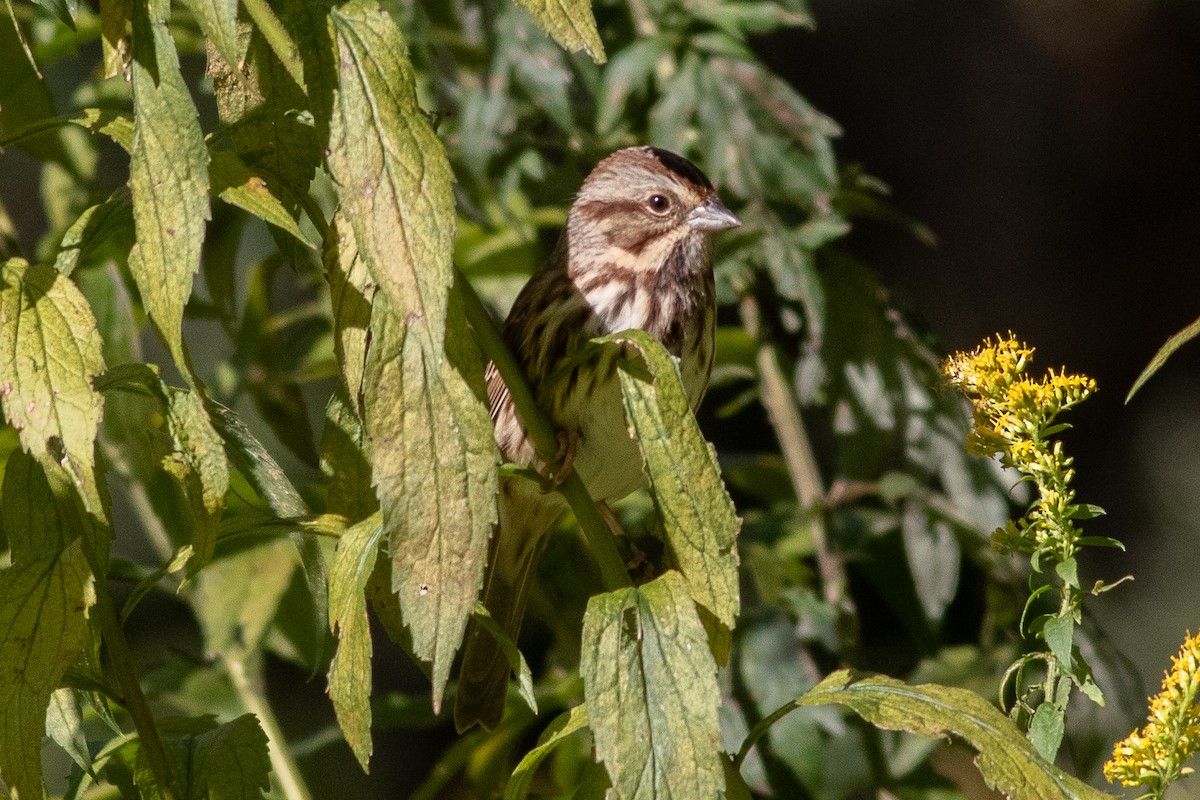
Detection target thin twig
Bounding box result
[457,269,632,592]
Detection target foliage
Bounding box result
[0,0,1175,799]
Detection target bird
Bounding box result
[454,146,740,732]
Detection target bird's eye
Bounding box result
[647,194,671,214]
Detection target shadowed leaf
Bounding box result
[0,541,95,800]
[1126,315,1200,403]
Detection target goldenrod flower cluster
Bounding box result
[943,335,1096,556]
[1105,630,1200,797]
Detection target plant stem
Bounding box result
[733,698,801,769]
[457,269,632,592]
[88,558,176,798]
[226,653,313,800]
[739,296,851,616]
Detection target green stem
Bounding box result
[89,560,176,798]
[456,269,632,592]
[226,654,313,800]
[733,698,802,769]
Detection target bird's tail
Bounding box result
[454,478,565,732]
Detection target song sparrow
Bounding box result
[455,146,740,731]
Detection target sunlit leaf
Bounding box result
[597,330,741,630]
[328,0,499,707]
[327,514,383,771]
[512,0,605,63]
[209,149,314,247]
[581,571,724,800]
[0,541,95,800]
[797,670,1115,800]
[127,0,211,374]
[0,259,107,521]
[179,0,239,83]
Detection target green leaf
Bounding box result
[797,670,1115,800]
[512,0,605,63]
[1,450,67,562]
[598,330,741,629]
[324,211,375,413]
[46,688,93,778]
[1028,702,1066,764]
[0,540,96,800]
[0,259,107,521]
[327,514,383,771]
[581,571,724,800]
[1127,314,1200,402]
[468,603,537,716]
[157,713,272,799]
[320,387,377,522]
[1042,614,1074,669]
[328,0,498,707]
[127,0,211,375]
[505,704,589,800]
[165,389,231,578]
[209,149,315,248]
[32,0,78,30]
[53,188,135,277]
[192,536,298,656]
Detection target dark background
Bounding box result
[756,0,1200,698]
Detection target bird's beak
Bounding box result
[687,196,741,232]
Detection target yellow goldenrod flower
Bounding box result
[1104,630,1200,798]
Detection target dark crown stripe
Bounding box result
[645,147,713,190]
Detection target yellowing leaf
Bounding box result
[209,149,315,248]
[166,388,231,577]
[127,1,211,374]
[0,541,96,800]
[598,330,741,629]
[797,670,1115,800]
[513,0,606,63]
[327,0,498,707]
[581,571,724,800]
[327,514,383,771]
[0,259,107,522]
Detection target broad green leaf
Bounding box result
[70,108,135,152]
[328,1,499,707]
[1041,615,1074,669]
[0,259,107,520]
[581,571,724,800]
[1028,702,1066,764]
[598,330,741,629]
[209,149,314,247]
[512,0,605,63]
[797,670,1115,800]
[361,290,498,708]
[0,540,96,800]
[327,514,383,771]
[505,704,589,800]
[127,0,211,374]
[1127,315,1200,402]
[166,389,230,577]
[326,0,454,346]
[144,714,272,800]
